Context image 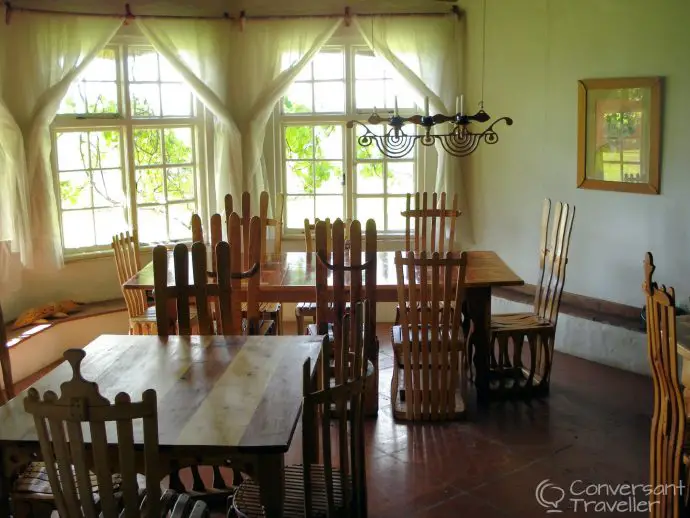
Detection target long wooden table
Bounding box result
[124,250,524,403]
[0,334,323,518]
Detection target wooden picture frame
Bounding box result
[577,77,662,194]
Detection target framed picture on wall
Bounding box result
[577,76,662,194]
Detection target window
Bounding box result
[53,44,203,253]
[280,44,418,233]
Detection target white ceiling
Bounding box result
[10,0,460,17]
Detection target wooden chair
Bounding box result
[111,231,157,335]
[487,199,575,398]
[22,348,208,518]
[294,218,352,335]
[391,250,469,421]
[233,305,369,517]
[224,191,284,334]
[153,218,270,337]
[309,218,378,416]
[644,252,689,518]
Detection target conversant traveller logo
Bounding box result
[535,479,685,513]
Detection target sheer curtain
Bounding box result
[137,17,342,214]
[354,15,473,244]
[0,12,123,273]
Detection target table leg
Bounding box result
[256,453,285,518]
[466,287,491,405]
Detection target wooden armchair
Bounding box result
[644,253,689,518]
[112,231,157,335]
[487,199,575,398]
[233,305,369,517]
[22,349,208,518]
[391,250,469,421]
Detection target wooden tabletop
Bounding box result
[677,315,690,359]
[124,251,524,303]
[0,334,322,453]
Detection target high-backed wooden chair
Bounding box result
[111,231,157,335]
[403,192,461,254]
[487,199,575,398]
[0,302,13,405]
[644,252,689,518]
[22,349,208,518]
[233,308,368,517]
[294,218,352,335]
[391,250,469,421]
[309,218,378,416]
[224,191,284,334]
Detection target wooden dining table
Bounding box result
[0,333,323,518]
[124,250,524,403]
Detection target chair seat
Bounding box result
[295,302,317,313]
[13,461,145,503]
[130,305,157,323]
[241,302,281,314]
[233,464,351,518]
[491,313,553,333]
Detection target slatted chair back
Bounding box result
[23,349,162,518]
[533,199,576,325]
[191,214,203,243]
[111,232,147,321]
[304,218,353,254]
[227,214,263,334]
[303,310,368,518]
[0,302,14,404]
[153,239,247,336]
[402,192,461,254]
[315,219,377,386]
[263,192,285,257]
[394,250,468,420]
[644,253,686,518]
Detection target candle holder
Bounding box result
[347,106,513,159]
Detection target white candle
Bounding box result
[456,96,459,114]
[394,96,399,116]
[424,96,429,116]
[460,94,464,115]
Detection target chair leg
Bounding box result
[295,309,304,336]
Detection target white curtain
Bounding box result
[0,12,123,273]
[137,17,342,214]
[354,15,473,245]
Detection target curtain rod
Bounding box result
[3,2,461,25]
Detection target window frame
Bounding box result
[276,38,420,238]
[51,38,208,258]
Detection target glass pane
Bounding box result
[286,196,314,229]
[354,51,382,79]
[166,167,195,201]
[356,163,384,194]
[136,168,165,204]
[159,56,183,82]
[89,131,121,169]
[130,84,161,117]
[59,82,87,114]
[356,197,385,226]
[91,169,124,207]
[286,161,313,194]
[128,48,159,82]
[285,126,314,160]
[168,203,195,240]
[83,48,117,81]
[355,79,385,110]
[294,61,312,81]
[62,210,95,249]
[85,82,118,113]
[164,127,193,164]
[314,82,344,113]
[57,132,89,171]
[355,124,383,160]
[315,195,343,221]
[94,208,126,245]
[133,128,163,166]
[314,162,342,194]
[59,171,91,209]
[161,84,192,117]
[313,50,344,80]
[314,125,342,160]
[283,83,312,113]
[138,206,167,244]
[388,162,414,194]
[387,197,407,231]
